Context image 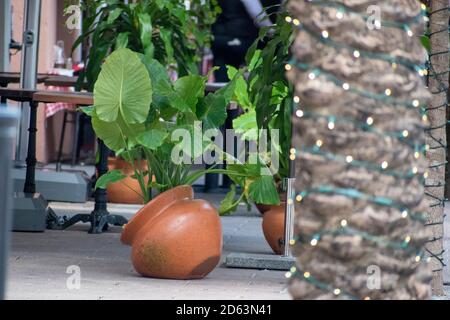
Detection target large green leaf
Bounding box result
[137,129,168,150]
[95,169,126,190]
[115,32,129,49]
[106,8,122,24]
[173,75,205,112]
[159,28,174,64]
[78,105,94,116]
[226,66,251,109]
[91,112,126,151]
[196,93,227,130]
[94,48,152,124]
[140,57,170,89]
[248,175,280,205]
[233,110,258,141]
[138,13,154,58]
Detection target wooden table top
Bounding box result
[0,72,48,85]
[0,88,36,102]
[0,88,93,105]
[44,75,81,87]
[33,90,93,105]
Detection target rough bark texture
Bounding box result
[425,0,448,296]
[287,0,433,299]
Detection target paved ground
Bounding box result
[5,202,290,300]
[4,162,450,299]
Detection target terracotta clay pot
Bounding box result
[107,157,148,204]
[255,193,287,215]
[121,185,222,279]
[262,203,286,255]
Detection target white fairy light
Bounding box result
[345,155,353,163]
[381,161,389,169]
[308,72,316,80]
[366,117,374,125]
[353,50,360,58]
[340,219,348,227]
[296,110,304,118]
[321,30,329,38]
[342,83,350,90]
[328,121,335,130]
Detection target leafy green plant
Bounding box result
[84,47,239,203]
[72,0,220,90]
[218,9,295,214]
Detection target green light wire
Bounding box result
[295,109,428,148]
[305,0,427,27]
[295,22,426,73]
[289,59,428,110]
[296,185,427,223]
[298,146,426,180]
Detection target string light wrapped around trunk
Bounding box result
[285,0,433,299]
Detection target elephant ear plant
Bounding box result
[82,47,237,203]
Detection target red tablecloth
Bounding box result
[45,69,76,118]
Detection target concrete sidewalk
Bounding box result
[5,194,450,299]
[5,202,290,300]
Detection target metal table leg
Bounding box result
[47,139,128,233]
[12,100,49,232]
[23,101,38,194]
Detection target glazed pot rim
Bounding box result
[121,185,193,245]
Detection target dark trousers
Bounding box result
[212,35,255,82]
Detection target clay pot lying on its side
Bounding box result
[107,157,148,204]
[121,185,222,280]
[255,193,287,215]
[262,203,286,255]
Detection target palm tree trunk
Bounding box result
[287,0,433,299]
[425,0,449,296]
